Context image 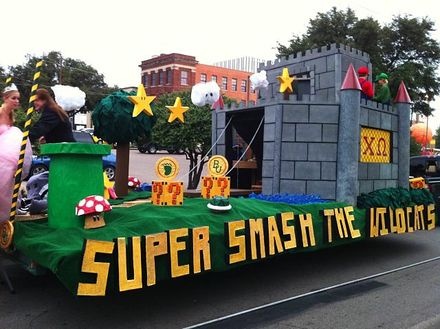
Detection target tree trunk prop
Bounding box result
[115,143,130,197]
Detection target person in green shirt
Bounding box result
[373,72,391,104]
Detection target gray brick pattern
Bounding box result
[358,103,399,195]
[212,44,405,202]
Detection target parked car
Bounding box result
[79,128,107,144]
[410,156,440,178]
[137,140,183,154]
[410,155,440,220]
[30,131,116,180]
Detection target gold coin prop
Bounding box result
[155,157,180,181]
[207,155,229,177]
[0,221,14,250]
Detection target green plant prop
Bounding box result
[92,90,155,196]
[357,187,434,209]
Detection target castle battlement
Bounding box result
[259,44,371,71]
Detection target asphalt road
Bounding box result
[1,228,440,329]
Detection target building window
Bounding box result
[159,71,165,85]
[231,78,237,91]
[241,80,247,92]
[167,69,172,84]
[222,77,228,90]
[200,73,207,82]
[151,72,157,86]
[181,71,188,85]
[142,74,148,86]
[211,75,217,82]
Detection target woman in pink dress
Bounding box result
[0,84,32,222]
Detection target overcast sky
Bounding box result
[3,0,440,129]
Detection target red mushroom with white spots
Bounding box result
[128,176,141,190]
[75,195,111,229]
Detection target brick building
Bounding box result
[139,53,257,104]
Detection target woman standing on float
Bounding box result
[0,84,32,221]
[29,88,74,143]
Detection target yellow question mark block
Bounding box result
[201,155,230,199]
[152,157,183,206]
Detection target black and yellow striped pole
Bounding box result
[9,60,44,221]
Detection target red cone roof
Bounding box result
[211,95,224,110]
[341,64,362,91]
[394,81,412,103]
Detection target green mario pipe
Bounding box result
[41,143,111,228]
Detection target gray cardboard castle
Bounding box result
[212,44,411,204]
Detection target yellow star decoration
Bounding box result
[166,97,189,123]
[277,68,295,93]
[128,84,156,117]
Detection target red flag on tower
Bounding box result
[211,94,224,110]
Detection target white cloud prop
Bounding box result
[250,70,269,90]
[51,85,86,112]
[191,81,220,107]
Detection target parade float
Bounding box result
[0,45,436,297]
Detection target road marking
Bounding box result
[184,256,440,328]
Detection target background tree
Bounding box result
[7,51,117,112]
[307,7,358,46]
[410,136,422,156]
[152,91,212,190]
[0,66,6,89]
[1,51,117,133]
[435,126,440,148]
[92,90,155,196]
[277,7,440,117]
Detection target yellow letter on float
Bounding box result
[248,218,266,260]
[344,206,361,239]
[267,216,283,256]
[389,207,397,233]
[376,207,389,236]
[427,204,436,230]
[334,208,348,238]
[145,232,168,286]
[299,213,316,247]
[416,205,425,230]
[225,220,246,264]
[117,237,143,292]
[192,226,211,274]
[323,209,335,243]
[77,239,114,296]
[406,207,414,233]
[369,208,379,237]
[169,228,190,278]
[395,208,406,234]
[281,212,297,249]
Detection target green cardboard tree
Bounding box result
[92,90,155,196]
